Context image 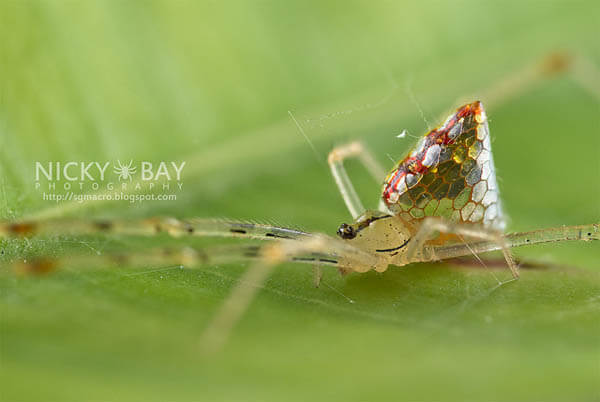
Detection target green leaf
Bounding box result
[1,1,598,401]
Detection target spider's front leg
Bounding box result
[328,141,388,219]
[200,234,378,353]
[405,217,519,280]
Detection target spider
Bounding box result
[1,99,598,352]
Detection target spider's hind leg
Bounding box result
[405,217,519,283]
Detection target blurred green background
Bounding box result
[1,1,599,401]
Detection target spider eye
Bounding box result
[337,223,356,239]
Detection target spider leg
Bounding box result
[8,240,345,275]
[6,230,377,351]
[312,263,323,287]
[327,141,388,219]
[404,217,519,281]
[430,223,599,262]
[0,217,310,241]
[199,234,378,353]
[470,51,600,111]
